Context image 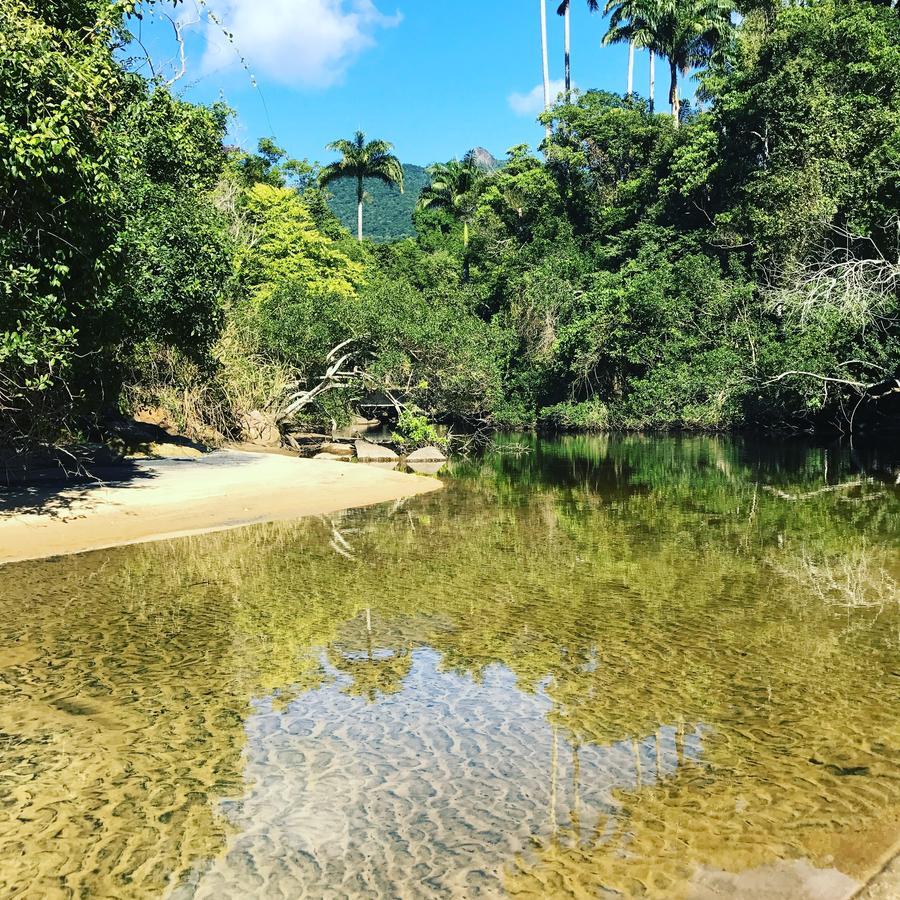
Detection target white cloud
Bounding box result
[508,79,567,116]
[198,0,401,88]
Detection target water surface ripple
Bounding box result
[1,436,898,898]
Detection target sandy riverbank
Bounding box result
[0,450,442,566]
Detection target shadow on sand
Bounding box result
[0,459,159,520]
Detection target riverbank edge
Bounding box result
[0,450,443,566]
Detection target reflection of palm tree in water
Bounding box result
[507,720,695,894]
[322,516,414,701]
[328,606,412,702]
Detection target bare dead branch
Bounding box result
[765,218,900,327]
[762,480,870,501]
[163,14,188,86]
[765,371,867,389]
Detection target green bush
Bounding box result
[391,410,448,450]
[539,400,610,432]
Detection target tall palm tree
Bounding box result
[657,0,733,125]
[540,0,552,139]
[604,0,733,126]
[603,0,657,98]
[319,130,404,241]
[556,0,600,101]
[418,156,484,249]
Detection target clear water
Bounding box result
[1,436,898,898]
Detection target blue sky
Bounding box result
[137,0,666,167]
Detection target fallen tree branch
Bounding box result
[277,338,416,423]
[866,375,900,401]
[762,480,871,501]
[765,371,867,389]
[766,369,900,399]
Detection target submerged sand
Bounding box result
[0,449,441,565]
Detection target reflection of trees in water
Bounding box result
[775,545,898,611]
[164,436,899,888]
[161,436,900,891]
[1,435,896,895]
[507,684,898,898]
[328,607,413,701]
[505,721,708,898]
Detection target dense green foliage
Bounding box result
[403,0,900,432]
[1,0,897,449]
[0,0,231,440]
[326,163,429,241]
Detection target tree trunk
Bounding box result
[563,3,571,100]
[356,175,363,241]
[627,40,634,95]
[540,0,551,141]
[669,59,680,127]
[649,50,655,113]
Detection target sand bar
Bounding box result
[0,449,442,565]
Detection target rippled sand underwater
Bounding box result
[1,436,898,898]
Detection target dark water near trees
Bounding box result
[1,436,898,898]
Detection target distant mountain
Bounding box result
[325,163,429,242]
[325,150,500,242]
[468,147,499,171]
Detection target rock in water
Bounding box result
[320,442,354,456]
[405,446,447,463]
[355,440,399,462]
[406,462,445,476]
[313,452,350,462]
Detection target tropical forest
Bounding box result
[1,2,899,898]
[3,0,898,453]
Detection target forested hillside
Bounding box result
[325,164,428,241]
[1,0,897,453]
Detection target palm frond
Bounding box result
[364,139,395,158]
[318,161,349,187]
[367,155,404,193]
[325,139,357,157]
[319,132,403,192]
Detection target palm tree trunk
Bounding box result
[649,50,655,113]
[356,175,363,241]
[563,2,571,101]
[540,0,551,141]
[627,41,634,95]
[669,59,680,127]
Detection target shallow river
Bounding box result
[1,436,898,899]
